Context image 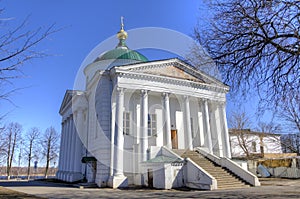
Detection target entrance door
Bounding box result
[171,130,178,149]
[148,169,153,188]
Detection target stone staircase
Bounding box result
[173,150,251,189]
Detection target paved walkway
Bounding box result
[0,178,300,199]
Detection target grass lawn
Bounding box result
[0,187,45,199]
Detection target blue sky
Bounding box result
[0,0,272,136]
[1,0,211,133]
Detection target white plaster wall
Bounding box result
[155,109,163,147]
[176,111,185,149]
[169,97,181,130]
[144,162,184,189]
[262,136,283,153]
[185,160,215,190]
[86,74,112,183]
[189,98,203,148]
[166,165,184,189]
[209,105,219,155]
[153,167,166,189]
[148,95,163,147]
[123,91,136,149]
[230,134,283,157]
[95,161,110,187]
[198,111,205,146]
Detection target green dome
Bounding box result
[94,19,148,63]
[95,47,148,62]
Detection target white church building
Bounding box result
[56,22,260,190]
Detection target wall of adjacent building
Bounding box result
[230,134,283,157]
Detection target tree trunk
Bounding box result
[9,132,17,178]
[27,141,32,180]
[6,133,12,179]
[44,139,51,178]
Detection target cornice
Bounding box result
[114,58,229,90]
[116,70,228,93]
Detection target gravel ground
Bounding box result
[0,178,299,199]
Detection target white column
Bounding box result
[204,100,213,153]
[62,118,70,181]
[140,90,148,161]
[61,120,68,173]
[70,117,76,179]
[220,103,231,158]
[198,100,205,147]
[67,117,73,173]
[57,121,64,179]
[74,109,83,174]
[184,96,193,150]
[65,118,70,173]
[58,123,63,171]
[162,93,172,149]
[214,103,224,157]
[114,88,125,176]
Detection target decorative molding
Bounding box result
[162,92,169,99]
[116,87,124,94]
[114,58,228,89]
[117,71,228,93]
[140,89,148,96]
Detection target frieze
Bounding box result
[118,71,228,93]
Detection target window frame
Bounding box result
[148,113,157,137]
[123,111,131,135]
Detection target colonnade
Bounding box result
[57,109,85,182]
[111,88,231,179]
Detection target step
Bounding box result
[175,150,250,190]
[218,185,250,190]
[216,180,245,184]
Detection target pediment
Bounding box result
[59,90,85,114]
[116,58,227,88]
[59,90,74,115]
[134,64,204,83]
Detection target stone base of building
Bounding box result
[56,171,83,182]
[56,171,62,180]
[57,170,69,181]
[133,173,143,186]
[108,175,128,188]
[69,172,83,182]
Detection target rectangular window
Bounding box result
[148,114,157,136]
[123,112,130,135]
[252,141,257,152]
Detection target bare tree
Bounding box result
[0,126,6,164]
[25,127,40,180]
[229,111,253,157]
[257,122,281,134]
[279,92,300,133]
[3,122,22,179]
[0,9,58,104]
[276,91,300,154]
[281,134,300,154]
[256,122,282,156]
[41,127,59,178]
[194,0,300,109]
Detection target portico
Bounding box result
[107,65,231,183]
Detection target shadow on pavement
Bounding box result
[0,180,73,188]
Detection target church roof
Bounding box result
[94,47,148,62]
[93,17,148,63]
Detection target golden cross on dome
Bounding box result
[121,16,124,30]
